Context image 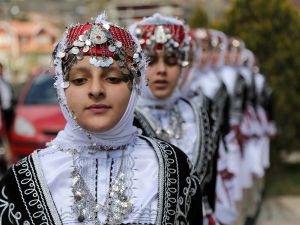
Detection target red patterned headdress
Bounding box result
[129,13,190,67]
[53,14,145,83]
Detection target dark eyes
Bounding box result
[70,78,87,86]
[164,56,178,66]
[148,55,158,66]
[69,76,123,86]
[148,54,179,66]
[105,77,123,84]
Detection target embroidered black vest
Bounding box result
[0,136,202,225]
[134,98,213,215]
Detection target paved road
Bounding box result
[256,196,300,225]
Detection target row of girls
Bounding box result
[0,12,276,225]
[179,28,277,225]
[129,14,277,225]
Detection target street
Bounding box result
[256,196,300,225]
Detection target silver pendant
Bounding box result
[60,81,70,89]
[154,25,167,43]
[108,44,116,52]
[71,47,80,54]
[83,45,90,53]
[102,173,133,224]
[115,40,122,48]
[70,153,133,224]
[103,23,110,30]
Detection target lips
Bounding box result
[152,80,169,89]
[86,104,111,114]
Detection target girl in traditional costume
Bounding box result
[129,13,210,224]
[0,13,202,225]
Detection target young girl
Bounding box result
[129,13,211,223]
[0,13,202,225]
[130,13,212,182]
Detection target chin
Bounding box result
[153,91,173,100]
[82,124,114,133]
[90,128,109,133]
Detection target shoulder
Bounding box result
[179,97,200,114]
[138,136,203,224]
[180,97,206,113]
[0,153,62,225]
[0,155,35,224]
[140,135,185,154]
[1,153,37,188]
[133,110,157,137]
[139,135,192,170]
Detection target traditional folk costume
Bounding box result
[129,14,211,224]
[239,49,264,181]
[183,28,226,225]
[239,49,276,221]
[250,72,272,216]
[254,72,277,170]
[188,29,239,225]
[0,14,202,225]
[207,30,244,225]
[236,49,259,222]
[217,37,248,225]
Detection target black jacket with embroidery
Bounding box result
[0,136,202,225]
[134,97,214,215]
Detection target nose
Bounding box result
[89,78,105,99]
[156,59,167,77]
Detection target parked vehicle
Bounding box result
[9,69,66,162]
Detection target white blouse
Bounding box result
[192,69,222,100]
[218,66,239,96]
[38,137,158,224]
[139,99,198,164]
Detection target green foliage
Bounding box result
[266,161,300,196]
[188,6,209,28]
[215,0,300,151]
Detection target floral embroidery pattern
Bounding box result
[13,157,56,224]
[0,186,25,224]
[150,137,200,225]
[176,158,200,224]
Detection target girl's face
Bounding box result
[224,48,231,65]
[65,57,131,132]
[211,48,221,66]
[198,43,211,68]
[146,50,181,99]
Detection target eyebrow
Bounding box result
[69,67,90,74]
[104,66,120,72]
[69,65,122,77]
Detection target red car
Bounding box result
[9,70,66,163]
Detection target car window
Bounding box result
[24,74,58,105]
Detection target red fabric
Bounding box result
[137,24,185,50]
[219,169,235,180]
[0,113,6,138]
[207,214,216,225]
[66,23,137,62]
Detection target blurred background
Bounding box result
[0,0,300,224]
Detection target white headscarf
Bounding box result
[210,29,228,69]
[50,13,146,150]
[239,48,255,87]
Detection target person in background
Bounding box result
[0,63,15,176]
[0,63,15,134]
[130,13,211,225]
